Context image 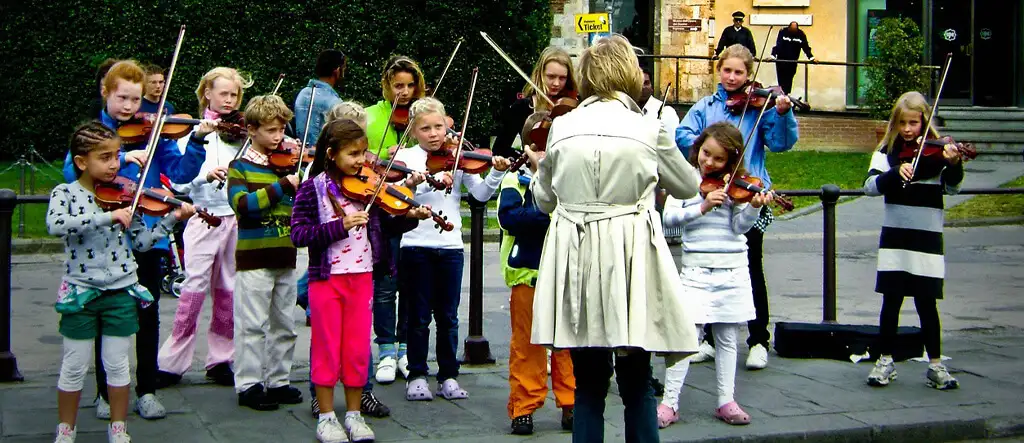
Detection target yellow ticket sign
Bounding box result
[575,12,610,34]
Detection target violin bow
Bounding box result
[657,82,673,118]
[907,53,953,186]
[445,67,480,195]
[215,74,286,190]
[129,24,186,220]
[735,26,774,131]
[480,31,556,109]
[431,38,465,98]
[295,85,317,176]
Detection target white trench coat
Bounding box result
[530,93,702,353]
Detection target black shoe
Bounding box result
[238,384,279,411]
[266,385,303,405]
[154,370,181,389]
[511,414,534,435]
[310,396,320,419]
[360,391,391,418]
[651,376,665,397]
[205,363,235,386]
[561,407,574,431]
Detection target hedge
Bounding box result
[0,0,552,160]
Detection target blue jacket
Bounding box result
[294,79,342,148]
[675,84,799,188]
[62,110,206,249]
[497,173,550,287]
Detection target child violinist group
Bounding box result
[47,30,968,443]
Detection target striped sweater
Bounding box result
[864,142,964,298]
[227,157,297,270]
[663,194,761,268]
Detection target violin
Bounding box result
[94,176,221,227]
[267,138,313,175]
[390,104,412,133]
[526,92,579,151]
[118,112,247,144]
[897,136,977,163]
[339,165,454,232]
[699,174,794,212]
[367,152,446,190]
[425,145,495,175]
[724,81,809,115]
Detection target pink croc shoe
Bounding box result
[714,401,751,425]
[657,404,679,429]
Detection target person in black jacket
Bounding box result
[716,11,756,57]
[769,22,816,95]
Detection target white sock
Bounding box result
[345,411,361,420]
[318,411,336,422]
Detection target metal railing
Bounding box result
[638,54,941,106]
[2,186,1023,380]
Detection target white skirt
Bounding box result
[679,266,756,324]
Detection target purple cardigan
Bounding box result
[290,177,416,282]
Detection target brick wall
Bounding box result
[795,115,884,152]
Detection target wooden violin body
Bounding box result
[425,147,493,174]
[118,112,247,144]
[94,176,221,226]
[339,166,454,232]
[699,174,794,212]
[267,138,313,175]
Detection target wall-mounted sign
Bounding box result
[979,28,992,40]
[750,14,812,26]
[575,12,610,34]
[668,18,701,32]
[753,0,811,6]
[943,28,957,41]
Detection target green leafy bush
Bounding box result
[864,17,930,120]
[0,0,552,160]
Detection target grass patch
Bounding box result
[1,160,65,238]
[767,151,870,210]
[947,174,1024,220]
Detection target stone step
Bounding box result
[940,107,1024,121]
[939,120,1024,132]
[939,130,1024,143]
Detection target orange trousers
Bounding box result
[507,284,575,419]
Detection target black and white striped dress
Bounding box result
[864,140,964,299]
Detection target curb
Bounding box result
[11,238,64,255]
[945,215,1024,228]
[776,196,860,221]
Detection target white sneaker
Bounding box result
[376,356,397,384]
[94,396,111,420]
[316,416,347,443]
[397,355,410,379]
[107,421,131,443]
[134,393,167,419]
[54,423,76,443]
[344,414,376,442]
[690,341,716,363]
[746,344,769,370]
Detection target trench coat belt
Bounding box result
[554,201,646,333]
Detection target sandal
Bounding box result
[657,404,679,429]
[714,401,751,425]
[406,378,433,401]
[436,378,469,400]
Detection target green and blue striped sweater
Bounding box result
[227,158,297,270]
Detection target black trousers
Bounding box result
[96,249,164,399]
[878,294,941,359]
[777,62,798,95]
[571,349,658,443]
[702,228,770,349]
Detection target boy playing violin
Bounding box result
[60,59,212,420]
[227,94,305,411]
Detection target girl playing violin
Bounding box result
[864,91,964,391]
[60,59,211,420]
[492,46,577,159]
[364,55,426,383]
[658,122,771,428]
[675,44,799,369]
[392,97,511,401]
[49,121,195,443]
[291,118,431,443]
[156,66,252,389]
[366,56,427,161]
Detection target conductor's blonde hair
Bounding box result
[578,34,642,102]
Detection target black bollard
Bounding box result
[0,189,24,382]
[461,196,494,364]
[820,184,840,324]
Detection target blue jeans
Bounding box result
[372,236,403,347]
[297,271,310,318]
[399,247,463,381]
[570,349,658,443]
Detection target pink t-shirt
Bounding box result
[313,173,373,274]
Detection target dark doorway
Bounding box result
[973,0,1017,106]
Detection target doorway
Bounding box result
[931,0,1019,106]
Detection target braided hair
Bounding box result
[69,121,119,177]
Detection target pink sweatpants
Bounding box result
[157,214,237,375]
[310,272,373,388]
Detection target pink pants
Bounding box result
[157,214,237,374]
[310,273,373,388]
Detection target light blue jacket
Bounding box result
[675,84,799,188]
[293,79,342,148]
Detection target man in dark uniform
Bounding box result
[716,11,757,57]
[769,21,817,95]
